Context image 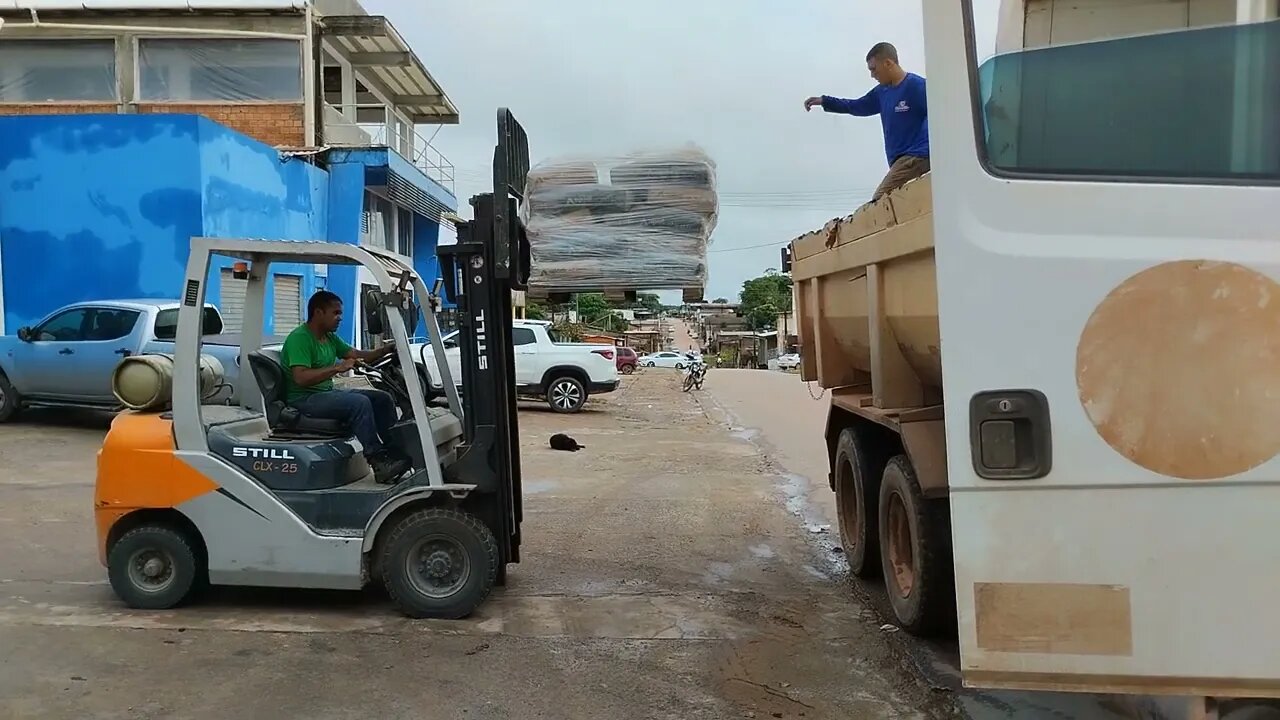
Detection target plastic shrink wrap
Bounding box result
[523,146,717,293]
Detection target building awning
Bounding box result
[321,14,458,124]
[0,1,308,9]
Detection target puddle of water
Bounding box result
[523,480,559,495]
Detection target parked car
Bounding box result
[639,350,692,369]
[616,346,639,375]
[0,299,279,421]
[776,353,801,370]
[409,319,619,413]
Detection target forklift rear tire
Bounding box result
[877,455,954,637]
[107,525,201,610]
[381,508,499,619]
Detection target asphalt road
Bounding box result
[0,372,957,719]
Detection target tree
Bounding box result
[712,297,729,304]
[572,293,630,332]
[739,268,792,331]
[631,292,663,313]
[525,300,549,321]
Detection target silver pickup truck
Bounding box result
[0,299,280,421]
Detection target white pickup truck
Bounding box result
[410,319,619,413]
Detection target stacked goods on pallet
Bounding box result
[523,146,717,294]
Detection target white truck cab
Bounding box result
[931,0,1279,708]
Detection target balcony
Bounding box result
[323,103,455,195]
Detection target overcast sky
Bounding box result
[366,1,1003,301]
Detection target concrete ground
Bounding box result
[0,370,959,719]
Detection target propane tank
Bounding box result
[112,353,226,411]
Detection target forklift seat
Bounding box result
[247,349,349,438]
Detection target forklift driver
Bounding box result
[281,291,412,484]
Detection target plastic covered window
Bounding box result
[0,40,117,102]
[978,20,1280,182]
[138,38,302,102]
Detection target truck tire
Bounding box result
[877,455,954,636]
[834,428,880,578]
[107,524,202,610]
[546,375,586,413]
[0,372,19,422]
[380,508,499,619]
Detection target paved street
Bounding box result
[0,371,956,720]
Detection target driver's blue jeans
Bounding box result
[290,389,397,454]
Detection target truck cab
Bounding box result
[791,0,1280,710]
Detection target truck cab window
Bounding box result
[86,309,140,342]
[512,328,536,346]
[35,309,90,342]
[154,307,224,340]
[977,20,1280,182]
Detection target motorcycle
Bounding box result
[682,359,708,392]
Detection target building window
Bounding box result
[138,38,302,102]
[362,191,393,250]
[0,40,117,102]
[396,207,414,257]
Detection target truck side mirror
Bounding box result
[16,327,31,342]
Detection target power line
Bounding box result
[707,239,791,253]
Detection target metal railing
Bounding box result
[322,103,456,195]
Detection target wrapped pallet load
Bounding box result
[524,146,717,294]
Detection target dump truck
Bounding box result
[789,1,1279,715]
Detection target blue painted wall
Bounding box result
[0,114,328,334]
[0,114,458,343]
[196,119,328,336]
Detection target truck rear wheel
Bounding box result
[833,428,880,578]
[877,455,954,636]
[0,373,19,422]
[547,376,586,413]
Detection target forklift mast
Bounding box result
[437,109,531,568]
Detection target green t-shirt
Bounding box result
[280,325,353,402]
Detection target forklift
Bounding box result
[94,110,531,619]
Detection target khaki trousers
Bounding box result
[871,155,930,203]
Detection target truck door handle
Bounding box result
[114,348,132,357]
[58,348,74,355]
[969,389,1052,480]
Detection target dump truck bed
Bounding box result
[790,174,940,411]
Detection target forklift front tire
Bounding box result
[380,508,499,619]
[107,525,201,610]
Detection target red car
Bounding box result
[615,346,639,375]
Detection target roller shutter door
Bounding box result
[273,274,303,333]
[219,267,246,334]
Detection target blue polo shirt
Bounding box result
[822,73,930,166]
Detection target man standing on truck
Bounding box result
[281,290,410,484]
[804,42,930,205]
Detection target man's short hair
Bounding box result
[307,290,342,319]
[866,42,899,63]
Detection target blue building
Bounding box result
[0,0,460,347]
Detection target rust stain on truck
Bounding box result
[1076,260,1280,480]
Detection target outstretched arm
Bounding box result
[804,88,879,116]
